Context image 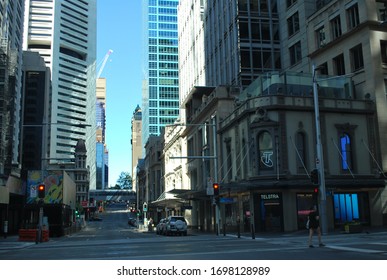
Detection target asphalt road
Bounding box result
[1,203,387,260]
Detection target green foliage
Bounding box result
[116,171,132,189]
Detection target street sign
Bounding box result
[207,177,214,195]
[220,197,235,203]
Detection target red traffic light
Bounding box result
[38,184,45,199]
[213,183,220,196]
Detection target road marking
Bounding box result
[327,245,384,254]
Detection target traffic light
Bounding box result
[314,187,319,194]
[38,184,45,199]
[310,169,319,185]
[75,209,80,218]
[213,183,220,196]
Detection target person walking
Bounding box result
[308,205,325,248]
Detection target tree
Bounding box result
[116,171,132,189]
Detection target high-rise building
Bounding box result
[23,0,97,189]
[0,0,25,180]
[96,78,108,189]
[142,0,180,146]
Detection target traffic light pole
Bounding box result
[212,115,220,236]
[37,200,43,243]
[313,64,328,235]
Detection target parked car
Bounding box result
[128,218,137,227]
[164,216,188,236]
[156,218,166,235]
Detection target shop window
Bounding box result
[334,193,360,222]
[258,131,274,170]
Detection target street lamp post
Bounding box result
[168,117,220,235]
[312,64,328,235]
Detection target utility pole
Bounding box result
[312,64,328,235]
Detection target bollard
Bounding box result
[237,221,241,238]
[223,223,226,236]
[251,224,255,239]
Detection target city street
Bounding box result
[1,203,387,260]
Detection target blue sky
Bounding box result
[97,0,143,186]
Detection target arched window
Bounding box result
[340,133,352,170]
[258,131,274,170]
[296,132,307,172]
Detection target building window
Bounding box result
[340,133,353,171]
[287,0,297,8]
[289,41,301,65]
[287,12,299,37]
[347,4,360,30]
[316,26,326,48]
[350,44,364,71]
[295,132,307,173]
[333,53,345,75]
[330,16,342,40]
[258,131,274,170]
[381,40,387,64]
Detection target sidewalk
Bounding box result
[0,234,36,251]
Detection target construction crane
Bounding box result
[97,49,113,79]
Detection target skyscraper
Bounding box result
[142,0,180,146]
[23,0,97,189]
[96,78,108,189]
[0,0,25,179]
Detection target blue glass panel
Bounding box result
[352,194,359,219]
[334,194,340,219]
[339,194,346,221]
[346,194,353,221]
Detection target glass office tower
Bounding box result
[142,0,180,147]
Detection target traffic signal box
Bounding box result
[213,183,220,196]
[310,169,319,185]
[38,184,45,199]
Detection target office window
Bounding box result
[316,26,326,48]
[287,0,297,8]
[289,41,301,65]
[350,44,364,71]
[333,54,345,75]
[287,12,299,37]
[347,4,360,30]
[381,40,387,64]
[340,133,353,171]
[330,16,342,40]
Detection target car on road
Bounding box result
[156,218,166,235]
[128,217,137,227]
[164,216,187,236]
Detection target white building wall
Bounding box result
[23,0,97,189]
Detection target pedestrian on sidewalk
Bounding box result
[307,205,325,248]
